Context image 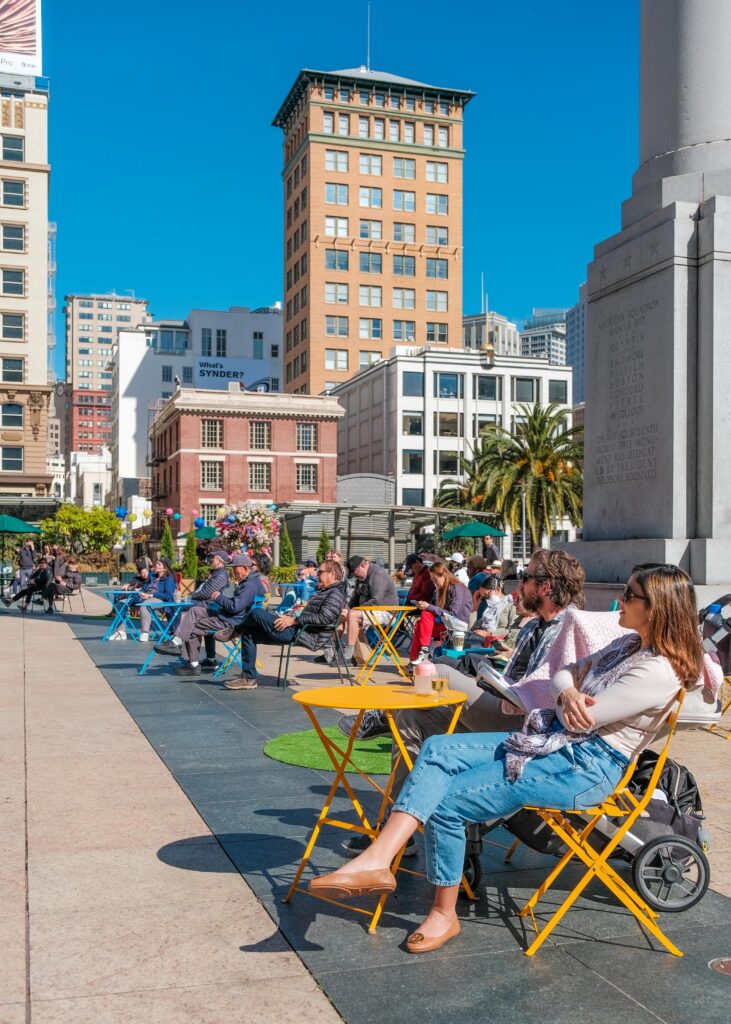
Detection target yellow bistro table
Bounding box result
[355,605,416,684]
[284,682,468,931]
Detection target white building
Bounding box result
[520,308,567,365]
[463,311,521,357]
[333,345,573,550]
[566,283,587,404]
[67,448,112,509]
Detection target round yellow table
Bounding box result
[284,683,468,931]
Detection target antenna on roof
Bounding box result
[366,1,371,71]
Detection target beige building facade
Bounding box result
[273,67,475,396]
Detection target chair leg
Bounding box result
[277,643,286,686]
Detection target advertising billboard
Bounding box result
[0,0,42,76]
[194,357,273,391]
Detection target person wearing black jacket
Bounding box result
[225,559,348,691]
[189,549,231,670]
[3,557,52,611]
[17,539,36,590]
[43,558,82,613]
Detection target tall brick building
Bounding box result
[148,385,343,538]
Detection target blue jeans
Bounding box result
[393,730,628,887]
[239,607,298,678]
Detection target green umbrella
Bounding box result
[177,526,218,540]
[441,521,506,540]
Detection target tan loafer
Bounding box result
[308,867,397,900]
[406,917,460,954]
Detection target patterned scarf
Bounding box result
[502,634,652,781]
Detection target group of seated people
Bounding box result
[3,543,81,614]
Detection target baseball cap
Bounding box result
[305,557,317,566]
[208,549,230,564]
[347,555,366,576]
[230,553,253,567]
[403,553,420,570]
[449,552,465,565]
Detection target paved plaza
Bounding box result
[2,589,730,1023]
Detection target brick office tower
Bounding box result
[273,67,475,395]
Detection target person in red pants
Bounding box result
[410,558,471,665]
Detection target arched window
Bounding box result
[1,402,22,428]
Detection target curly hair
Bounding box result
[529,548,585,610]
[631,563,704,689]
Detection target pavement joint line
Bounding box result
[559,943,672,1024]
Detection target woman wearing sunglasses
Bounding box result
[309,563,704,952]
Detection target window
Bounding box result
[426,161,448,183]
[388,119,400,141]
[358,116,369,138]
[201,460,223,490]
[548,379,568,403]
[393,319,415,341]
[249,421,272,449]
[359,219,382,239]
[402,412,423,435]
[161,365,173,383]
[296,464,318,492]
[325,248,349,271]
[424,124,434,146]
[182,366,193,384]
[435,450,459,475]
[97,313,112,321]
[359,90,370,104]
[475,414,499,435]
[216,328,227,357]
[271,377,280,391]
[359,186,382,208]
[475,375,502,401]
[79,313,93,320]
[325,315,348,337]
[1,269,23,295]
[1,446,22,471]
[403,121,415,143]
[252,337,263,359]
[325,348,348,370]
[424,99,434,113]
[359,318,381,339]
[1,224,24,250]
[1,179,24,206]
[402,371,424,397]
[325,215,348,236]
[201,418,224,448]
[249,462,271,491]
[359,251,381,273]
[438,126,449,147]
[426,193,448,215]
[1,136,23,161]
[359,153,382,175]
[1,357,22,382]
[323,112,334,134]
[393,157,415,179]
[200,328,213,357]
[325,149,348,172]
[426,290,448,311]
[393,222,415,244]
[426,224,449,245]
[426,257,448,278]
[513,377,537,402]
[1,402,22,427]
[325,182,348,205]
[402,449,424,474]
[405,97,415,111]
[434,372,463,398]
[393,287,415,309]
[359,351,381,368]
[439,101,450,115]
[390,95,400,109]
[434,411,462,437]
[373,118,385,139]
[1,312,23,339]
[393,189,415,212]
[426,322,448,344]
[393,255,415,276]
[97,301,112,309]
[296,423,318,451]
[338,113,349,135]
[325,282,348,304]
[359,285,382,307]
[323,87,334,100]
[402,487,424,505]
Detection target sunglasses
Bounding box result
[621,585,649,604]
[316,568,333,575]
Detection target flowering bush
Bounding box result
[214,501,280,557]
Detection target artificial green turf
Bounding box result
[263,726,391,774]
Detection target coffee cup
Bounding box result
[452,631,465,651]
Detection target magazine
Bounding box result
[475,661,527,711]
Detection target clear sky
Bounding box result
[44,0,639,379]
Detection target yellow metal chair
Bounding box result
[518,690,686,957]
[708,674,731,739]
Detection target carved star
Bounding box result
[623,253,633,270]
[599,264,607,281]
[649,238,660,257]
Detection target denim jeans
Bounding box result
[393,729,628,887]
[240,607,298,678]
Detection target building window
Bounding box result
[201,327,212,356]
[253,337,263,360]
[1,357,22,382]
[1,402,22,428]
[403,121,415,143]
[359,251,382,273]
[393,157,415,179]
[374,93,385,107]
[426,225,449,245]
[182,366,193,384]
[393,190,415,212]
[434,450,459,475]
[402,411,423,435]
[216,328,227,357]
[402,449,424,474]
[393,255,415,276]
[359,285,382,307]
[359,153,382,175]
[325,182,348,205]
[296,423,318,451]
[325,315,348,337]
[296,463,318,492]
[359,351,381,368]
[325,348,348,370]
[323,87,334,100]
[373,117,385,139]
[359,317,381,340]
[201,419,223,448]
[323,111,334,134]
[249,462,271,491]
[325,249,349,271]
[1,136,23,161]
[475,413,499,435]
[359,219,382,239]
[475,375,501,401]
[434,372,464,398]
[426,161,448,183]
[0,312,23,339]
[338,113,349,135]
[424,124,434,146]
[403,487,424,505]
[201,460,223,490]
[1,179,24,206]
[393,288,415,310]
[388,119,400,141]
[548,379,568,403]
[438,126,449,147]
[426,290,448,312]
[513,377,537,403]
[97,313,112,321]
[359,186,382,208]
[249,421,271,450]
[358,116,369,138]
[325,215,348,236]
[426,257,448,279]
[161,365,173,383]
[325,282,348,304]
[426,322,448,343]
[1,224,24,251]
[426,193,449,215]
[402,371,424,397]
[393,319,415,341]
[325,149,348,171]
[434,411,463,437]
[394,222,415,243]
[0,446,22,471]
[1,268,23,295]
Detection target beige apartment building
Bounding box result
[0,74,53,514]
[273,67,475,395]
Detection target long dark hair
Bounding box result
[632,563,704,689]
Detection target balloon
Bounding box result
[225,514,236,525]
[218,507,227,517]
[128,513,137,522]
[143,508,152,518]
[173,512,181,521]
[191,508,199,516]
[165,507,173,517]
[194,516,205,529]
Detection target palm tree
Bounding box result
[434,403,583,548]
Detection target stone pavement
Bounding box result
[2,589,730,1024]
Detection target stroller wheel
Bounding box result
[631,835,710,913]
[461,852,482,895]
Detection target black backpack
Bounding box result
[626,750,704,844]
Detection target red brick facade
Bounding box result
[68,389,113,453]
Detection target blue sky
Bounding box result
[44,0,639,378]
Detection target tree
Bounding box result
[160,520,176,561]
[434,403,584,548]
[39,504,122,559]
[181,524,199,580]
[316,527,331,564]
[279,520,296,567]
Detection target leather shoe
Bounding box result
[308,867,396,900]
[406,917,460,954]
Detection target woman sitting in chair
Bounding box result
[135,557,177,641]
[410,558,471,666]
[309,563,704,953]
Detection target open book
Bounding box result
[475,661,528,711]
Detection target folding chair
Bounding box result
[209,595,266,680]
[518,689,686,957]
[708,674,731,740]
[54,587,87,614]
[277,621,354,689]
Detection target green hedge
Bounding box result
[271,565,297,584]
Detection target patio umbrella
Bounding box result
[177,526,218,540]
[441,521,506,540]
[0,515,42,579]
